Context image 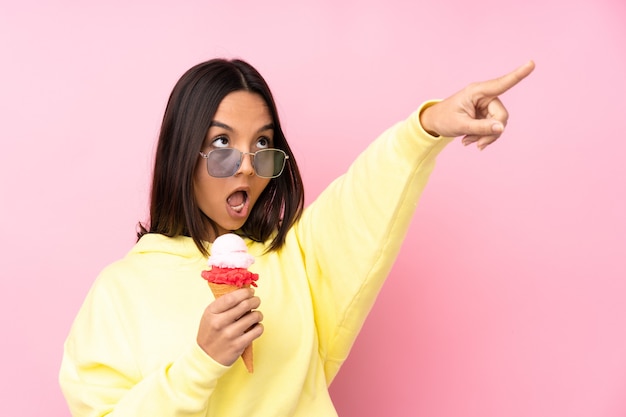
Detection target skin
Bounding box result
[420,60,536,150]
[193,91,273,241]
[197,62,536,368]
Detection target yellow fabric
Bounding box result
[59,102,453,416]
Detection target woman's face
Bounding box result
[194,91,273,241]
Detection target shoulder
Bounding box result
[93,234,203,290]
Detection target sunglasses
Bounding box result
[199,148,288,178]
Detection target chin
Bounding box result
[221,219,248,233]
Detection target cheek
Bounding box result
[196,180,221,205]
[250,178,271,201]
[194,167,221,214]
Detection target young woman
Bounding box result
[60,58,534,416]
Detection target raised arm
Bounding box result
[297,60,535,382]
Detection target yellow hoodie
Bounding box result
[60,102,452,416]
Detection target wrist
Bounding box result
[418,101,441,137]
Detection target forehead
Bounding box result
[213,91,271,124]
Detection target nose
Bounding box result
[235,152,255,176]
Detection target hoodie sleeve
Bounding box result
[295,102,454,383]
[59,271,229,416]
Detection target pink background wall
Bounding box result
[1,0,625,415]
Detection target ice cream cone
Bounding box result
[207,282,243,298]
[207,282,254,373]
[203,234,259,373]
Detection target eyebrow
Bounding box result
[210,120,275,134]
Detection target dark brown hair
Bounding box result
[137,58,304,255]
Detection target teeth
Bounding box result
[231,203,244,213]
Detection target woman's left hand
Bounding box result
[420,60,535,150]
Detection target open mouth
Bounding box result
[227,190,248,213]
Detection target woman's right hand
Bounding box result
[196,288,264,366]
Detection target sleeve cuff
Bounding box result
[413,100,443,139]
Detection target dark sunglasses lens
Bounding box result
[255,149,286,178]
[207,149,240,177]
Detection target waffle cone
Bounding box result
[207,282,254,373]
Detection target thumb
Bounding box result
[464,118,505,137]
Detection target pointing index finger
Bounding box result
[478,60,535,97]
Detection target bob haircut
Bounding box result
[138,58,304,256]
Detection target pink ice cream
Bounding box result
[201,233,258,287]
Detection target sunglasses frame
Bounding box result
[199,148,289,179]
